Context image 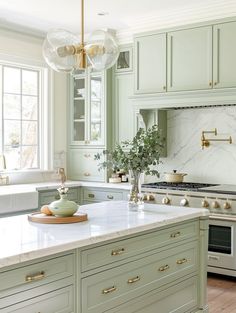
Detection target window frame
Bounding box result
[0,54,53,173]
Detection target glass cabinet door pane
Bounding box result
[74,122,85,141]
[74,99,85,120]
[74,77,85,98]
[89,76,102,143]
[117,51,130,70]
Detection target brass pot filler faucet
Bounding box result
[201,128,232,149]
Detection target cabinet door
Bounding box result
[114,73,134,144]
[213,21,236,88]
[167,26,212,91]
[71,74,87,144]
[67,148,105,182]
[134,33,167,94]
[88,73,105,145]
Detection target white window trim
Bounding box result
[0,53,54,174]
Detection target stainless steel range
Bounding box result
[142,182,236,277]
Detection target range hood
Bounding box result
[130,88,236,110]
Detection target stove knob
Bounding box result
[212,201,220,209]
[148,194,155,201]
[162,197,170,205]
[143,194,148,201]
[201,200,209,208]
[223,202,231,210]
[180,198,188,206]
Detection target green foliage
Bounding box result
[94,125,165,176]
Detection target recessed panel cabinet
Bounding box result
[167,26,213,91]
[213,21,236,88]
[134,33,167,94]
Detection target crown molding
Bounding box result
[116,1,236,44]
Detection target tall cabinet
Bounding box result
[68,69,112,182]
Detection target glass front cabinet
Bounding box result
[71,70,105,147]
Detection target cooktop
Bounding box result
[141,182,218,191]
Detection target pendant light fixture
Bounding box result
[42,0,119,73]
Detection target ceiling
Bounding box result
[0,0,236,41]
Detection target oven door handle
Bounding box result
[210,214,236,222]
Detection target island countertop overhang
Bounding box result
[0,201,209,269]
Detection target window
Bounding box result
[0,61,51,171]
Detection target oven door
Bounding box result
[208,214,236,275]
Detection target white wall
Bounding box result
[0,27,68,183]
[151,106,236,185]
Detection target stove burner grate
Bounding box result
[141,182,218,191]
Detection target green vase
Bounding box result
[49,187,78,217]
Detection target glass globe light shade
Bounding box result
[42,29,80,73]
[85,30,119,71]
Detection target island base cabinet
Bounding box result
[108,276,199,313]
[1,285,74,313]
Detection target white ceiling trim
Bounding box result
[116,1,236,44]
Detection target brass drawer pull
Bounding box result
[25,271,45,282]
[107,195,114,200]
[84,153,91,158]
[158,264,169,272]
[176,258,188,265]
[127,276,140,284]
[170,231,181,238]
[209,81,212,87]
[102,286,117,294]
[111,248,125,256]
[84,172,91,176]
[88,193,95,198]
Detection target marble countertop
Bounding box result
[0,201,209,269]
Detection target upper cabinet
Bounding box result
[134,19,236,95]
[213,21,236,89]
[134,33,167,94]
[167,26,212,91]
[70,70,105,147]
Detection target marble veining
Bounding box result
[0,201,208,269]
[148,106,236,184]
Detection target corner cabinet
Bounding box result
[68,69,112,182]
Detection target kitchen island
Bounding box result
[0,201,209,313]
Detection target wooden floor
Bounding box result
[208,273,236,313]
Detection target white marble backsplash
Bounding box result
[149,106,236,185]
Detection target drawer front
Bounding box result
[2,285,74,313]
[0,253,74,298]
[39,188,78,206]
[82,241,198,313]
[83,188,123,202]
[81,221,198,271]
[68,149,105,182]
[109,276,198,313]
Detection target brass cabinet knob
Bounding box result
[209,82,212,87]
[148,194,155,201]
[84,172,91,176]
[162,196,170,205]
[180,198,188,206]
[223,202,231,210]
[212,201,220,209]
[214,82,217,86]
[201,200,209,208]
[163,86,166,90]
[143,194,148,201]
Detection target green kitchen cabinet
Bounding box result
[213,21,236,89]
[113,72,134,145]
[134,33,167,94]
[167,26,212,92]
[68,69,112,182]
[38,187,79,208]
[0,251,75,313]
[67,148,106,182]
[80,186,129,204]
[70,70,105,147]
